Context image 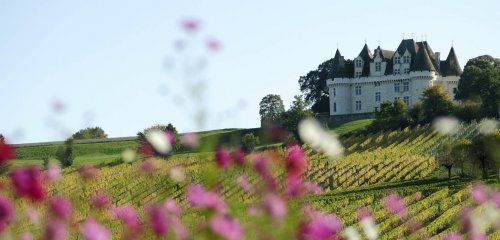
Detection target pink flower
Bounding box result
[186,184,227,213]
[147,204,169,237]
[302,181,323,195]
[10,167,46,201]
[236,175,254,194]
[215,146,232,169]
[19,232,33,240]
[181,19,200,32]
[492,190,500,207]
[286,173,302,197]
[44,220,68,240]
[81,218,111,240]
[441,233,463,240]
[263,194,287,220]
[206,38,221,52]
[164,198,182,217]
[45,164,61,183]
[0,195,14,232]
[253,156,277,191]
[25,207,39,224]
[169,215,188,239]
[110,205,141,229]
[0,140,15,165]
[209,215,244,240]
[287,145,307,176]
[356,207,372,222]
[299,211,343,240]
[233,149,246,165]
[78,165,100,180]
[383,193,407,218]
[90,191,110,209]
[49,196,72,220]
[471,183,488,205]
[180,133,198,148]
[470,232,487,240]
[139,159,159,173]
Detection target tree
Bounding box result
[468,130,500,179]
[453,98,485,122]
[450,138,473,176]
[281,95,312,140]
[56,138,74,167]
[456,55,500,117]
[421,85,455,122]
[437,142,454,179]
[298,59,334,113]
[241,133,260,153]
[370,99,409,131]
[408,103,425,125]
[72,127,107,140]
[259,94,285,127]
[137,123,181,152]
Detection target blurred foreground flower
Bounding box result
[78,165,100,180]
[145,130,172,156]
[478,119,498,135]
[81,218,111,240]
[168,166,185,182]
[181,18,200,32]
[121,149,137,163]
[298,118,343,159]
[432,116,460,135]
[10,167,46,201]
[383,193,407,219]
[110,205,141,230]
[300,210,343,240]
[90,191,110,209]
[49,196,72,220]
[209,215,244,240]
[0,195,13,232]
[45,164,61,183]
[186,184,227,213]
[0,140,15,165]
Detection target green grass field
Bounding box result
[11,119,372,168]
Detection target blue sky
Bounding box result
[1,0,499,143]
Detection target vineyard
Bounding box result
[2,121,499,239]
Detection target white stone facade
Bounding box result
[327,72,459,115]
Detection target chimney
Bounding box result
[435,52,441,69]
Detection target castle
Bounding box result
[327,39,462,117]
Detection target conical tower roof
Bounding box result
[412,42,436,71]
[441,47,462,76]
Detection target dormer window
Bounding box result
[375,62,381,72]
[403,56,411,63]
[394,69,401,75]
[355,59,362,68]
[394,56,401,64]
[404,68,410,74]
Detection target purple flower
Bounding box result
[164,198,182,217]
[233,149,246,165]
[181,19,200,32]
[81,218,111,240]
[287,145,307,176]
[147,204,169,237]
[209,215,244,240]
[110,205,141,229]
[491,190,500,207]
[206,38,221,52]
[44,220,68,240]
[10,167,46,201]
[236,175,254,194]
[45,164,61,183]
[0,195,14,232]
[471,183,488,205]
[0,140,15,166]
[49,196,72,220]
[299,211,343,240]
[383,193,407,218]
[441,233,463,240]
[90,191,110,209]
[263,194,287,220]
[215,146,232,169]
[186,184,227,213]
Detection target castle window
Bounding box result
[375,62,381,72]
[333,88,336,97]
[333,102,337,112]
[394,83,401,92]
[355,86,362,95]
[355,101,362,111]
[403,82,409,92]
[394,97,401,101]
[375,92,381,102]
[404,68,410,74]
[394,56,401,64]
[355,71,362,78]
[355,59,362,68]
[403,56,410,63]
[394,69,401,75]
[403,96,410,106]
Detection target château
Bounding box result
[327,39,462,116]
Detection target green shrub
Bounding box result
[56,138,74,167]
[241,133,260,152]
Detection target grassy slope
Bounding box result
[10,119,372,167]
